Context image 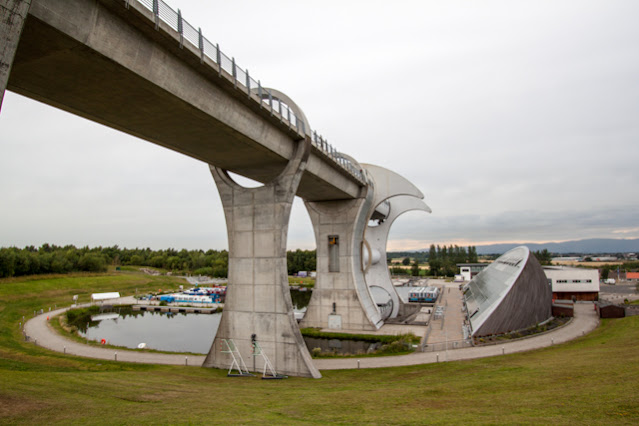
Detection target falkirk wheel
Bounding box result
[202,90,431,378]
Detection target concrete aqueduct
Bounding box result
[1,0,430,378]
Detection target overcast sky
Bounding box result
[1,0,638,251]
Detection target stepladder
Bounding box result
[221,339,253,377]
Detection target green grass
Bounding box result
[300,328,420,344]
[288,276,315,287]
[1,273,638,424]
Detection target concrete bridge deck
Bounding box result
[6,0,364,201]
[24,300,599,371]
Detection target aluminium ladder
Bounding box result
[221,339,253,377]
[252,340,287,380]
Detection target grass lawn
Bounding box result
[288,276,315,287]
[1,273,638,424]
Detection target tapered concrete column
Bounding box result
[0,0,31,111]
[301,185,383,331]
[203,140,320,378]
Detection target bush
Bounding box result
[77,254,107,273]
[66,306,99,326]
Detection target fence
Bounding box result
[128,0,364,182]
[421,339,474,352]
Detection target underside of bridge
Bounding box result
[0,0,432,378]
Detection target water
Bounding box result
[81,309,220,353]
[78,289,373,355]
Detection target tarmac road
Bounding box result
[24,299,599,371]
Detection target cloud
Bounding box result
[387,206,639,248]
[1,0,639,251]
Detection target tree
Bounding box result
[428,244,441,276]
[533,249,552,265]
[390,266,409,275]
[77,253,107,273]
[0,249,16,278]
[402,257,410,266]
[468,246,478,263]
[411,260,420,277]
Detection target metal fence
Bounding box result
[128,0,364,182]
[421,339,474,352]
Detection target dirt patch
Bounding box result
[0,394,49,419]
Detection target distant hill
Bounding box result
[474,238,639,255]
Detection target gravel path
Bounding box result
[24,299,599,371]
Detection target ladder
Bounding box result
[221,339,253,377]
[252,340,287,380]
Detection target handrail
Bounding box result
[127,0,365,183]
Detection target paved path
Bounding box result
[426,284,464,345]
[24,298,205,366]
[314,303,599,370]
[24,300,599,371]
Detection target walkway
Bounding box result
[24,300,599,371]
[425,284,465,345]
[314,303,599,370]
[24,298,205,366]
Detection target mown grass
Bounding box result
[1,273,638,424]
[288,276,315,287]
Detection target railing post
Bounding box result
[177,9,184,49]
[246,70,250,97]
[198,28,204,63]
[153,0,159,29]
[268,90,273,114]
[287,105,291,123]
[258,80,262,108]
[232,57,237,88]
[216,43,221,75]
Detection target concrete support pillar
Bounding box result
[0,0,31,111]
[202,140,320,379]
[301,186,383,331]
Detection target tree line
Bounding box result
[0,244,229,278]
[286,249,316,276]
[428,244,478,277]
[0,245,322,279]
[387,245,479,277]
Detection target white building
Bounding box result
[457,263,489,282]
[543,266,599,301]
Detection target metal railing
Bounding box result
[421,339,474,352]
[127,0,365,183]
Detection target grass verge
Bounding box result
[1,273,638,424]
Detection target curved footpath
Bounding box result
[24,300,599,371]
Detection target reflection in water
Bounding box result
[290,288,312,312]
[80,309,221,354]
[79,289,375,355]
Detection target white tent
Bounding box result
[91,292,120,302]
